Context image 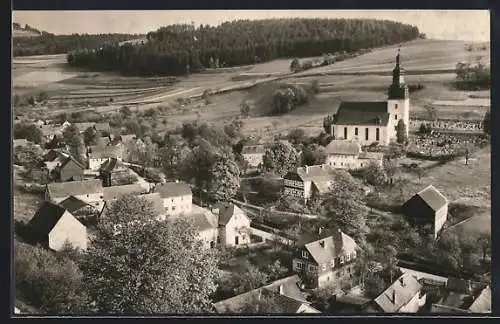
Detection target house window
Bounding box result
[172,206,176,211]
[346,253,351,262]
[336,272,341,278]
[352,251,357,259]
[341,162,343,166]
[302,250,308,259]
[333,162,336,166]
[309,265,316,272]
[296,262,304,270]
[210,241,215,249]
[365,128,369,140]
[235,236,239,245]
[344,127,348,139]
[331,260,335,268]
[171,199,174,203]
[376,128,380,141]
[354,128,358,136]
[395,104,398,109]
[395,115,398,120]
[360,163,363,167]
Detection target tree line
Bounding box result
[66,18,420,76]
[13,33,144,57]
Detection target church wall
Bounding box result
[387,98,410,138]
[333,124,390,146]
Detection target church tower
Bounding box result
[387,48,410,139]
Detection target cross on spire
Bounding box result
[396,46,401,66]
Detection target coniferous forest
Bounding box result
[65,19,420,76]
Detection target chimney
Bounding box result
[392,290,397,304]
[305,165,309,174]
[319,240,325,248]
[279,285,284,295]
[400,276,405,287]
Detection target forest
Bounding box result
[13,32,144,57]
[66,18,421,76]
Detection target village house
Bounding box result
[402,185,449,239]
[153,181,193,217]
[39,124,63,143]
[53,156,85,182]
[27,201,88,251]
[87,144,125,171]
[45,179,104,208]
[190,205,219,249]
[73,122,95,133]
[430,278,491,313]
[213,203,252,247]
[59,195,104,219]
[283,165,334,203]
[241,145,265,168]
[98,158,138,187]
[369,273,426,313]
[329,50,410,146]
[213,275,321,314]
[324,139,383,169]
[330,294,373,313]
[42,149,70,172]
[291,229,358,289]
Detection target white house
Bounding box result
[329,50,410,146]
[191,205,219,249]
[28,202,88,251]
[324,139,384,169]
[214,203,252,247]
[153,181,193,217]
[45,179,104,208]
[283,165,334,203]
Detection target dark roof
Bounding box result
[324,140,361,155]
[373,273,422,313]
[60,156,85,170]
[47,179,103,198]
[334,101,390,126]
[154,182,192,198]
[304,230,358,265]
[58,196,91,213]
[43,149,69,162]
[103,184,148,202]
[28,201,70,235]
[99,158,128,173]
[335,294,373,306]
[414,185,448,212]
[215,203,249,226]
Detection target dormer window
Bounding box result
[302,250,308,259]
[346,253,351,262]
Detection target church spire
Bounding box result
[396,47,401,66]
[388,46,408,100]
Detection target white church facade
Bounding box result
[329,50,410,146]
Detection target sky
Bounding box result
[13,10,490,42]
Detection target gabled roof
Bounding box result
[468,286,491,313]
[28,201,80,236]
[303,230,358,266]
[43,149,69,162]
[137,193,165,217]
[213,275,318,314]
[98,158,128,173]
[242,145,265,155]
[60,156,86,170]
[373,273,422,313]
[312,180,331,195]
[284,165,334,182]
[324,140,361,155]
[334,101,390,126]
[88,145,124,159]
[215,203,249,226]
[154,182,192,198]
[47,179,103,198]
[414,185,448,212]
[103,183,148,202]
[58,195,93,213]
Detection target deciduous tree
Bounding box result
[79,195,219,314]
[262,140,299,177]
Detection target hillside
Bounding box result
[12,23,44,38]
[66,18,421,76]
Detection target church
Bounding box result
[329,50,410,146]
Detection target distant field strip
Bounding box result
[14,71,79,87]
[432,98,490,106]
[116,87,202,104]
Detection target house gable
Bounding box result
[48,210,87,251]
